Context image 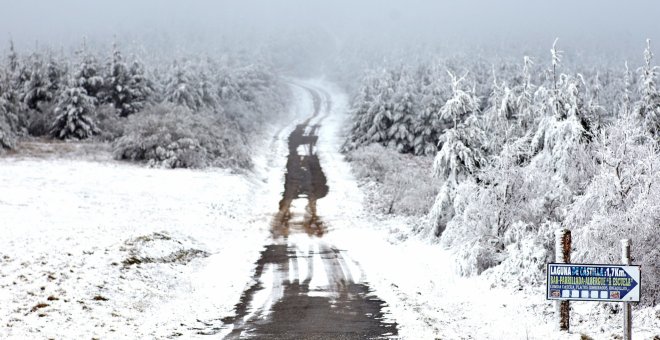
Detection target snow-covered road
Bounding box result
[215,82,398,339]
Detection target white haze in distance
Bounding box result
[0,0,658,61]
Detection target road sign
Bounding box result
[547,263,640,302]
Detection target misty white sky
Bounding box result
[1,0,659,57]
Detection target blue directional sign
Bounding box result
[547,264,640,302]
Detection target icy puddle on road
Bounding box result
[214,110,398,339]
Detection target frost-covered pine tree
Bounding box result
[550,38,564,116]
[516,56,537,130]
[531,41,593,158]
[585,72,607,130]
[45,54,64,94]
[366,74,396,144]
[126,59,153,113]
[634,39,660,137]
[346,75,377,149]
[102,44,152,116]
[530,75,594,193]
[7,40,19,75]
[483,72,512,149]
[533,77,588,142]
[102,43,131,115]
[163,62,203,111]
[440,71,479,129]
[0,118,14,150]
[217,71,238,103]
[75,46,104,100]
[621,61,633,117]
[0,111,15,150]
[0,73,19,149]
[430,115,486,237]
[430,73,484,236]
[197,70,217,109]
[414,78,445,155]
[7,40,19,74]
[434,118,486,185]
[388,76,416,153]
[50,80,99,140]
[22,55,53,110]
[0,71,24,133]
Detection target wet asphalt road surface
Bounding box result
[215,84,398,339]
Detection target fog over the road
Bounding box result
[2,0,659,54]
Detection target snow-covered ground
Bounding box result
[0,158,266,338]
[1,79,658,339]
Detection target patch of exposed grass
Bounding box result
[122,248,210,267]
[29,303,49,313]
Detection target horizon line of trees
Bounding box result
[0,39,288,159]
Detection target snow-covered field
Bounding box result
[0,146,296,338]
[0,157,265,338]
[1,80,658,339]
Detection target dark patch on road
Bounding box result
[271,122,328,237]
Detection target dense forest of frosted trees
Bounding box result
[344,39,660,305]
[0,40,288,168]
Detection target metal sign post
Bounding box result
[621,239,632,340]
[554,229,571,331]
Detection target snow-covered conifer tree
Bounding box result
[430,72,484,236]
[388,75,416,153]
[217,72,238,103]
[622,61,633,117]
[22,56,53,110]
[0,73,19,149]
[634,39,660,136]
[102,44,152,116]
[440,71,479,128]
[103,43,131,115]
[414,78,445,155]
[346,75,377,149]
[433,117,486,184]
[0,71,24,133]
[585,72,607,130]
[45,54,64,94]
[484,71,510,130]
[515,56,537,130]
[7,40,19,75]
[75,47,104,100]
[550,38,564,116]
[50,80,99,140]
[366,73,395,144]
[126,59,153,113]
[197,71,217,109]
[163,62,203,111]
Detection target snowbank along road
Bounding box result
[214,83,398,339]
